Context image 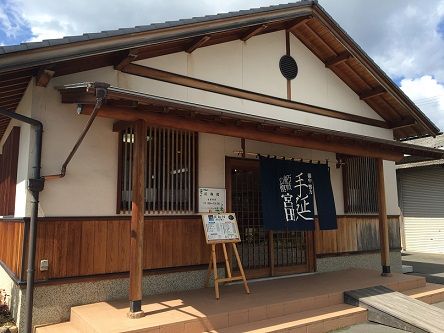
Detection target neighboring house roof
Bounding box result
[397,134,444,169]
[0,1,440,142]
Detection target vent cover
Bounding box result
[279,55,298,80]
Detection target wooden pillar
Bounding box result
[376,158,391,276]
[128,120,146,317]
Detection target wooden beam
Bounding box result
[388,118,417,130]
[0,99,22,107]
[0,91,24,100]
[186,36,211,53]
[120,64,389,129]
[286,17,311,32]
[61,92,97,104]
[85,105,402,161]
[303,22,336,55]
[115,50,139,71]
[313,7,437,136]
[240,24,268,41]
[376,158,391,276]
[359,87,387,100]
[285,30,291,100]
[35,69,55,87]
[128,119,146,317]
[325,52,351,68]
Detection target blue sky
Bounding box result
[1,0,444,131]
[0,0,33,45]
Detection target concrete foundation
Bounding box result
[1,250,402,332]
[316,251,402,274]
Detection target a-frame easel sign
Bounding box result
[201,213,250,299]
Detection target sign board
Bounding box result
[201,213,240,243]
[198,188,226,213]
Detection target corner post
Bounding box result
[128,119,146,318]
[376,158,391,276]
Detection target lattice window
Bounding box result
[118,126,197,214]
[341,155,378,214]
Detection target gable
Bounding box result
[128,30,385,136]
[0,1,439,141]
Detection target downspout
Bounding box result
[0,108,43,333]
[44,83,109,179]
[0,82,108,333]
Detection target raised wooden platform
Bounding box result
[344,286,444,333]
[35,269,444,333]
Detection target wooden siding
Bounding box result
[0,219,25,278]
[0,127,20,216]
[315,216,401,255]
[32,216,210,281]
[0,215,401,282]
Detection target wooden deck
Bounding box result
[344,286,444,333]
[35,268,444,333]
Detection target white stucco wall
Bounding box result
[29,67,120,216]
[132,30,392,139]
[7,30,402,217]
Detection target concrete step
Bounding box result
[208,304,367,333]
[34,270,426,333]
[35,322,79,333]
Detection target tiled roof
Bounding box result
[0,1,314,55]
[398,134,444,169]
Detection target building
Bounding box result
[397,134,444,254]
[0,1,443,331]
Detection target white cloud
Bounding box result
[320,0,444,82]
[16,0,284,43]
[13,0,444,82]
[400,76,444,131]
[0,0,29,39]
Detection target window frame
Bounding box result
[116,125,198,215]
[339,154,379,215]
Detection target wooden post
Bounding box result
[376,158,391,276]
[128,119,146,318]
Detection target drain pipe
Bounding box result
[0,108,43,333]
[0,83,107,332]
[44,83,108,180]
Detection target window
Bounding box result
[341,155,378,214]
[118,126,197,214]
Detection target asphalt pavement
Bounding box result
[402,251,444,284]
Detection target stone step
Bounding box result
[35,322,79,333]
[208,304,367,333]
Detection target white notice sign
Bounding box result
[198,188,226,213]
[202,213,240,243]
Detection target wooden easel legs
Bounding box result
[232,242,250,296]
[206,242,250,299]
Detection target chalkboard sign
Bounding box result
[201,213,240,244]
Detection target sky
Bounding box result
[1,0,444,131]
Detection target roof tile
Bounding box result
[0,1,313,55]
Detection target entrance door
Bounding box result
[226,157,315,278]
